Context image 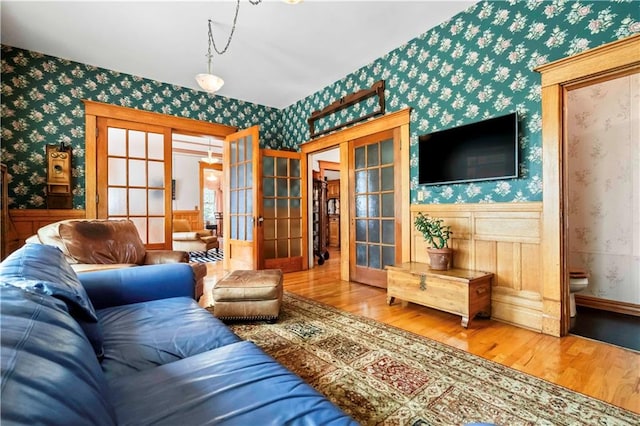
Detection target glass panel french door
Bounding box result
[97,118,171,249]
[349,129,400,288]
[224,126,260,270]
[262,149,304,273]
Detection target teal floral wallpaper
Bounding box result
[2,1,639,209]
[281,0,639,204]
[0,46,283,209]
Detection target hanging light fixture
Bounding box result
[201,137,220,164]
[196,0,264,93]
[195,19,225,93]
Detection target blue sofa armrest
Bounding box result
[78,263,196,310]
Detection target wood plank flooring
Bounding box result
[203,250,640,414]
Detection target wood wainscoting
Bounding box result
[411,202,545,332]
[8,208,205,257]
[9,209,87,253]
[172,210,202,231]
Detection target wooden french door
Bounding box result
[349,129,401,288]
[261,149,305,273]
[224,126,260,270]
[96,118,172,249]
[223,126,306,272]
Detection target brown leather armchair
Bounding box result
[26,219,206,300]
[172,219,219,253]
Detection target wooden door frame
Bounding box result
[318,160,339,180]
[83,100,237,218]
[300,108,411,282]
[535,34,640,336]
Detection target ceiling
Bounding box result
[1,0,475,109]
[173,133,224,158]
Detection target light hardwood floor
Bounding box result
[203,249,640,414]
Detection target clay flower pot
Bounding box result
[427,247,453,270]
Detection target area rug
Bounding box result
[226,293,637,426]
[188,249,223,263]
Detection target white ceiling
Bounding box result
[1,0,475,109]
[173,133,224,157]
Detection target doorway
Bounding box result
[565,73,639,308]
[200,164,223,236]
[536,34,640,336]
[300,109,411,285]
[564,71,640,350]
[172,133,223,231]
[84,101,236,250]
[310,149,341,267]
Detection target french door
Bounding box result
[224,126,260,270]
[223,126,306,272]
[96,118,172,249]
[349,129,401,287]
[261,149,305,273]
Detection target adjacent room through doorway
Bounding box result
[309,148,340,268]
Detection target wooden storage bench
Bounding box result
[386,262,493,328]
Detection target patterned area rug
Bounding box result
[188,249,223,263]
[227,293,637,426]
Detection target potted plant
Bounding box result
[414,212,453,270]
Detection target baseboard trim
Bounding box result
[491,296,543,333]
[575,294,640,317]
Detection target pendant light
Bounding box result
[195,1,271,93]
[201,137,220,164]
[195,19,225,93]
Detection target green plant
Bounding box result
[413,213,452,249]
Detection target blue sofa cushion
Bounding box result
[0,244,104,357]
[0,284,117,425]
[98,297,241,380]
[108,341,357,426]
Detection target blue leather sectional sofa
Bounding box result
[0,244,356,425]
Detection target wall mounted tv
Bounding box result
[418,112,519,186]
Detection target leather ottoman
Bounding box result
[212,270,283,321]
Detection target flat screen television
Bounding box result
[418,112,519,186]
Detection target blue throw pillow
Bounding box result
[0,244,104,357]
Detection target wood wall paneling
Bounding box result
[172,210,202,231]
[411,202,543,332]
[11,208,210,254]
[521,243,542,294]
[9,209,87,250]
[474,240,496,277]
